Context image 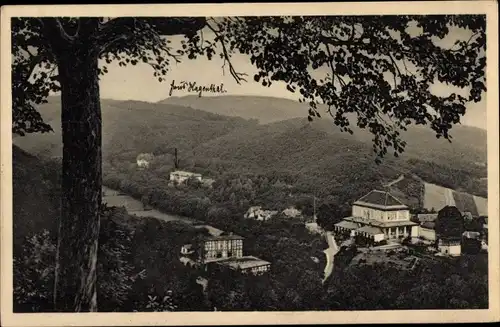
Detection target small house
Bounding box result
[437,238,461,256]
[216,256,271,275]
[169,170,202,184]
[244,206,278,221]
[282,207,302,218]
[137,153,154,169]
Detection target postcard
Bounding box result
[1,1,499,326]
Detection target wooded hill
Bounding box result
[13,95,487,211]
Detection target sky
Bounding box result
[97,23,487,130]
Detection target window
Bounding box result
[228,251,233,257]
[216,252,222,258]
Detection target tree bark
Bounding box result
[53,40,102,312]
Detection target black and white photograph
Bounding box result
[1,1,499,325]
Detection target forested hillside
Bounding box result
[13,144,488,312]
[13,95,488,205]
[13,96,256,161]
[160,95,311,124]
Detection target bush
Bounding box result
[13,207,155,312]
[13,229,55,312]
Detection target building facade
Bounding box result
[418,221,437,243]
[334,190,418,243]
[217,256,272,275]
[202,234,244,262]
[180,232,271,275]
[437,239,461,256]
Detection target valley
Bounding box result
[13,95,488,213]
[12,94,489,312]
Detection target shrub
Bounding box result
[13,207,152,312]
[13,229,55,312]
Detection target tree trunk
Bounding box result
[53,42,102,312]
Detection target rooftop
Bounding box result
[216,256,271,270]
[334,220,359,230]
[357,225,384,236]
[354,190,408,210]
[344,216,418,228]
[170,170,202,176]
[203,233,244,241]
[193,224,224,237]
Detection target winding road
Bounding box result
[322,232,340,283]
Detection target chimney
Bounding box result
[174,148,179,169]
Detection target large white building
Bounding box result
[180,231,271,275]
[334,190,419,242]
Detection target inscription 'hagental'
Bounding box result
[169,80,228,97]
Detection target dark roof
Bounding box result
[357,225,384,236]
[204,233,244,241]
[344,216,418,228]
[334,220,359,230]
[355,190,407,207]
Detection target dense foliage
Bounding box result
[103,156,487,310]
[13,145,488,311]
[210,15,486,161]
[435,206,466,240]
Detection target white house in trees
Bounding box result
[244,206,278,221]
[334,190,419,242]
[282,206,302,218]
[136,153,154,169]
[169,170,202,184]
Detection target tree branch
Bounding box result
[38,18,75,44]
[95,17,207,56]
[206,21,247,84]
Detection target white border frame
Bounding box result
[1,2,499,325]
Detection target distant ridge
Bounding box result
[159,94,316,124]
